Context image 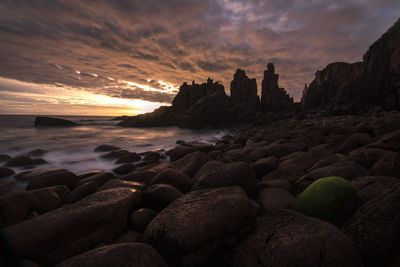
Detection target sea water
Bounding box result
[0,115,227,174]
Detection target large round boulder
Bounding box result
[129,208,158,232]
[253,156,279,178]
[56,243,167,267]
[0,185,69,226]
[370,153,400,178]
[151,169,192,193]
[143,186,259,267]
[231,210,362,267]
[351,176,399,204]
[4,156,34,167]
[344,183,400,266]
[292,176,358,224]
[3,188,142,265]
[192,161,257,194]
[171,151,211,177]
[21,169,78,190]
[257,188,295,211]
[0,167,15,179]
[142,184,183,210]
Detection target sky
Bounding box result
[0,0,399,116]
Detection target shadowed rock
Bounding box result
[34,117,78,127]
[260,63,295,117]
[3,188,142,265]
[56,243,167,267]
[143,186,259,267]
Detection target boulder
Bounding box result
[113,163,136,175]
[56,243,167,267]
[97,179,146,192]
[0,154,12,162]
[115,152,141,164]
[261,164,305,184]
[248,148,269,162]
[142,184,183,210]
[222,148,251,163]
[309,144,333,157]
[265,142,307,158]
[292,176,358,224]
[167,146,196,162]
[306,153,349,172]
[257,188,295,211]
[122,170,158,184]
[22,169,78,190]
[4,156,34,167]
[171,152,211,177]
[336,133,373,154]
[114,231,141,244]
[3,188,142,265]
[34,116,78,127]
[296,161,369,192]
[258,179,292,192]
[192,161,258,195]
[352,176,400,204]
[151,169,192,193]
[344,183,400,266]
[0,185,69,226]
[253,157,279,177]
[143,187,259,266]
[129,208,158,232]
[0,167,15,179]
[143,152,161,163]
[94,145,120,152]
[231,210,362,267]
[26,149,48,157]
[349,147,395,168]
[65,173,114,204]
[371,153,400,178]
[101,150,130,159]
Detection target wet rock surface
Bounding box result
[3,188,142,265]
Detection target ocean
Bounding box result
[0,115,227,174]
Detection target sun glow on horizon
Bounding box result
[0,77,169,116]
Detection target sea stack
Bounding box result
[260,63,295,117]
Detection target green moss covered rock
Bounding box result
[292,176,358,224]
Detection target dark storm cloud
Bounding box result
[0,0,400,105]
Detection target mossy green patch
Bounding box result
[292,176,358,224]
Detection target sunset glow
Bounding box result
[0,1,399,116]
[0,77,167,116]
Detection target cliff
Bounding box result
[301,18,400,113]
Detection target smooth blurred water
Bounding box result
[0,115,227,174]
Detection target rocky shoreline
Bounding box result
[1,112,400,266]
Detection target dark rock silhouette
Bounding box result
[230,69,259,120]
[118,19,400,128]
[260,63,295,117]
[301,62,363,111]
[34,117,78,127]
[119,78,230,129]
[301,18,400,113]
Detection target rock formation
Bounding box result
[301,18,400,113]
[118,78,230,129]
[301,62,363,111]
[230,69,260,119]
[34,117,78,127]
[260,63,295,117]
